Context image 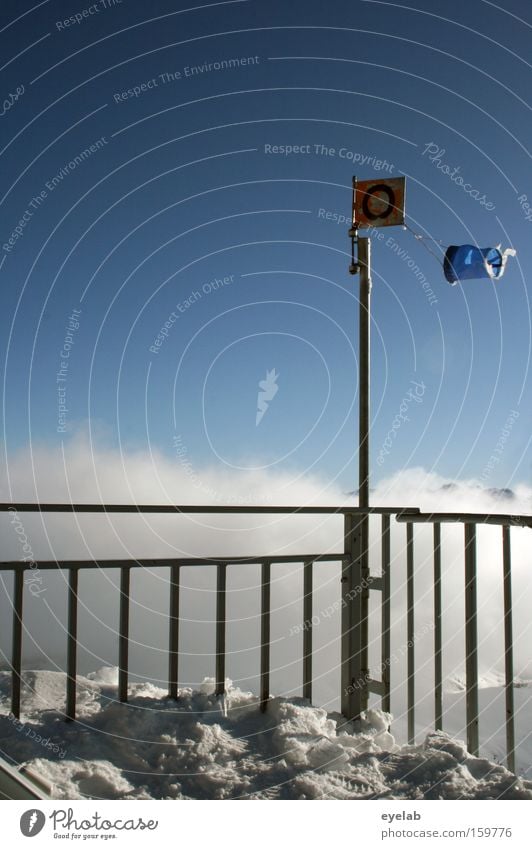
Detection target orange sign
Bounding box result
[353,177,406,228]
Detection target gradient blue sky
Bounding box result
[1,0,531,496]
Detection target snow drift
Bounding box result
[0,668,530,801]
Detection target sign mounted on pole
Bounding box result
[353,177,406,228]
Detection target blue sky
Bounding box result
[1,0,531,495]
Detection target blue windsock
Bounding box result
[443,244,516,285]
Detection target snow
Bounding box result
[445,672,532,694]
[1,667,531,800]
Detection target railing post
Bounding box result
[66,567,79,722]
[341,511,367,719]
[119,566,131,703]
[215,563,227,696]
[168,564,180,700]
[406,522,415,743]
[502,525,516,773]
[260,560,271,711]
[303,560,313,702]
[433,523,443,731]
[464,523,479,755]
[381,515,391,713]
[11,569,24,719]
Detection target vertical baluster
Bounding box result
[303,560,313,702]
[66,567,79,722]
[11,570,24,719]
[407,522,415,743]
[215,563,227,696]
[464,523,479,755]
[502,525,516,773]
[260,560,271,711]
[341,512,365,718]
[381,515,391,713]
[433,523,443,731]
[168,564,180,699]
[359,512,370,714]
[119,566,131,703]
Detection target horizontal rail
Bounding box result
[367,678,386,697]
[368,575,384,592]
[0,554,346,571]
[0,503,419,515]
[396,512,532,527]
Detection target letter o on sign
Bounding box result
[361,183,395,221]
[354,177,406,228]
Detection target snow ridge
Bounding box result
[0,668,530,800]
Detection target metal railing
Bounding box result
[394,510,532,775]
[2,502,530,775]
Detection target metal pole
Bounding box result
[118,566,130,703]
[66,567,79,722]
[381,514,391,713]
[215,563,227,696]
[341,514,364,718]
[358,236,371,713]
[303,560,313,702]
[11,570,24,719]
[464,523,479,755]
[406,522,415,743]
[341,183,372,721]
[502,525,516,773]
[433,523,443,730]
[168,564,180,699]
[358,235,371,510]
[260,560,271,711]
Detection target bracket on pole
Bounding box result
[349,176,359,275]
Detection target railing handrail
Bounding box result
[396,511,532,527]
[6,503,532,525]
[0,502,419,515]
[0,554,346,570]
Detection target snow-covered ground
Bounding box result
[369,670,532,782]
[0,667,530,800]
